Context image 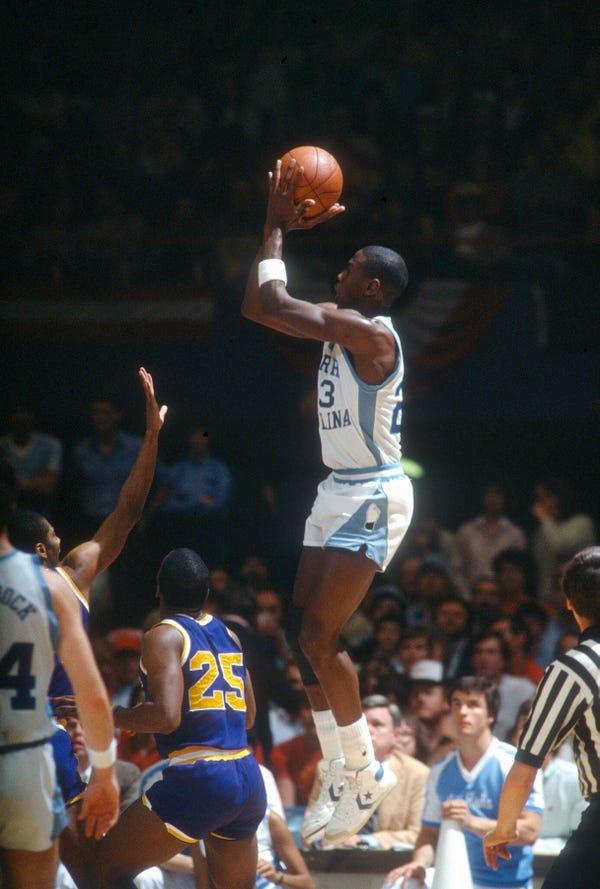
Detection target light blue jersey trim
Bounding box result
[333,463,405,485]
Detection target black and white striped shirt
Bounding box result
[516,625,600,799]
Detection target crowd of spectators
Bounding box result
[3,0,598,292]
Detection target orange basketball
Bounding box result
[280,145,343,218]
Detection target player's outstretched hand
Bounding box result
[483,826,516,870]
[266,159,345,233]
[139,367,168,434]
[78,767,120,839]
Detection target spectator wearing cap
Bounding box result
[406,659,454,766]
[107,626,143,708]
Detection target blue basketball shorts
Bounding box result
[50,723,86,806]
[143,751,267,842]
[303,465,413,570]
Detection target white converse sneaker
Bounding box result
[323,759,397,844]
[300,757,346,846]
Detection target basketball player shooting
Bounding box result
[242,155,414,845]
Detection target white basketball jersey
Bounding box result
[0,550,57,747]
[317,315,404,470]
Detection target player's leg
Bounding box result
[0,844,59,889]
[203,833,258,889]
[94,799,186,888]
[294,545,376,725]
[59,802,97,889]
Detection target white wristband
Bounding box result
[87,737,117,769]
[258,258,287,287]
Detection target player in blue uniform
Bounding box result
[0,460,119,889]
[95,548,267,889]
[242,157,414,844]
[7,366,167,887]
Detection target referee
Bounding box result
[483,546,600,889]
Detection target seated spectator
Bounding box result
[470,629,536,742]
[410,555,456,625]
[432,594,474,680]
[308,695,429,850]
[396,714,430,766]
[0,401,62,517]
[406,660,452,766]
[384,676,543,889]
[513,600,550,669]
[144,422,233,568]
[270,691,322,807]
[490,613,545,684]
[492,547,538,614]
[107,626,144,707]
[470,574,502,632]
[451,479,527,599]
[533,750,589,856]
[531,476,596,602]
[535,560,580,667]
[269,660,305,747]
[370,615,406,673]
[254,584,292,670]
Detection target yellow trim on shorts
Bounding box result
[167,745,250,765]
[210,831,237,840]
[65,790,86,807]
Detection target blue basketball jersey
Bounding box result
[142,613,248,758]
[48,567,89,703]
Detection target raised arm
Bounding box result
[48,567,119,838]
[61,367,167,596]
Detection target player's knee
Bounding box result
[285,607,320,687]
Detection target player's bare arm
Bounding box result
[113,623,184,735]
[48,567,120,838]
[61,367,167,597]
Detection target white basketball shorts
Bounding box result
[0,742,67,851]
[303,464,413,571]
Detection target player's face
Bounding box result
[450,690,492,737]
[334,251,370,308]
[42,522,61,566]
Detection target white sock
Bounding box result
[338,714,376,771]
[312,709,343,762]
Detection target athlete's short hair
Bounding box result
[157,548,210,610]
[361,245,409,308]
[563,547,600,623]
[7,508,49,553]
